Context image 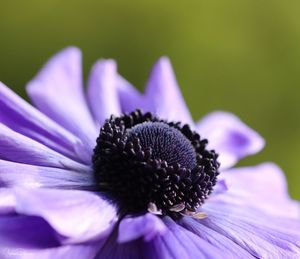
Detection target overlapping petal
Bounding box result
[26,47,98,154]
[0,124,89,173]
[0,82,90,164]
[118,213,167,243]
[0,160,94,189]
[117,57,194,125]
[13,188,117,244]
[96,216,230,259]
[143,57,193,125]
[117,76,144,114]
[87,59,121,126]
[197,111,265,169]
[145,217,231,259]
[213,163,300,218]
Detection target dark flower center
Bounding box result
[92,110,220,219]
[128,122,196,170]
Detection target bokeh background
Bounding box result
[0,0,299,199]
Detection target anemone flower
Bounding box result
[0,47,299,259]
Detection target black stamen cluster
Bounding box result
[92,110,220,219]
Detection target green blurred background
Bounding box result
[0,0,299,199]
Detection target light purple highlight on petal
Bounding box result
[0,188,15,215]
[21,243,101,259]
[212,163,300,219]
[14,188,117,244]
[0,160,94,189]
[87,59,121,126]
[144,57,194,125]
[26,47,98,154]
[0,82,90,164]
[0,123,90,172]
[197,111,265,169]
[118,213,167,243]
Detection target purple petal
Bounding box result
[200,203,300,258]
[117,76,144,113]
[87,60,121,126]
[96,234,142,259]
[117,57,193,125]
[0,215,60,250]
[26,47,98,153]
[0,160,94,189]
[212,163,300,219]
[118,213,167,243]
[146,217,231,259]
[211,179,228,196]
[97,216,229,259]
[0,188,15,215]
[144,57,193,125]
[0,124,89,172]
[180,217,253,258]
[13,188,117,244]
[206,203,300,239]
[20,243,101,259]
[0,82,90,164]
[197,111,265,169]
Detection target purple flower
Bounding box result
[0,47,299,258]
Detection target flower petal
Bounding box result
[13,188,117,244]
[97,216,229,259]
[117,76,144,113]
[0,215,60,250]
[26,47,98,153]
[201,203,300,258]
[0,188,15,215]
[0,82,90,164]
[146,217,231,259]
[118,213,167,243]
[0,123,89,172]
[19,243,101,259]
[197,111,265,169]
[211,179,228,196]
[87,60,121,126]
[0,160,94,189]
[213,163,300,219]
[180,217,253,258]
[117,57,194,125]
[96,235,142,259]
[144,57,193,125]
